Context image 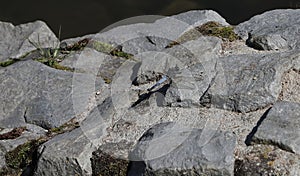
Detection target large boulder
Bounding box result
[34,104,110,176]
[128,122,236,176]
[0,59,94,129]
[0,20,59,61]
[235,9,300,51]
[200,51,300,112]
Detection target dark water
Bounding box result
[1,0,299,39]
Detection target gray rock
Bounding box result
[34,97,111,176]
[251,101,300,154]
[91,10,227,55]
[200,51,299,112]
[128,122,236,176]
[60,48,126,83]
[0,124,46,152]
[235,9,300,51]
[34,128,94,176]
[0,20,59,61]
[0,60,82,129]
[134,36,221,107]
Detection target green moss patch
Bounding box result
[91,41,134,60]
[0,59,18,67]
[91,41,115,54]
[5,139,45,169]
[91,147,130,176]
[34,58,74,72]
[196,21,239,42]
[48,120,80,135]
[166,21,239,48]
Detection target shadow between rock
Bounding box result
[245,107,271,145]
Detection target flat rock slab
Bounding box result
[252,101,300,155]
[0,60,80,129]
[200,51,299,112]
[128,122,236,176]
[0,20,58,61]
[235,9,300,51]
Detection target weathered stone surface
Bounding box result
[0,124,46,152]
[251,101,300,154]
[34,98,111,176]
[279,68,300,103]
[128,122,236,176]
[234,144,300,176]
[235,9,300,51]
[91,10,227,55]
[133,36,221,107]
[0,20,59,61]
[60,48,126,83]
[0,60,79,129]
[1,9,300,176]
[200,51,299,112]
[34,128,94,176]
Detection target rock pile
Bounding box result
[0,9,299,176]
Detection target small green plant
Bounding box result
[28,26,61,59]
[28,27,74,71]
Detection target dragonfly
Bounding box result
[131,75,170,108]
[147,75,169,92]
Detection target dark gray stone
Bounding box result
[0,60,82,129]
[200,51,299,112]
[0,20,59,61]
[235,9,300,51]
[34,128,93,176]
[128,122,236,176]
[252,101,300,154]
[34,100,111,176]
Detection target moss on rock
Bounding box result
[34,58,74,72]
[196,21,239,42]
[91,41,134,60]
[0,59,18,67]
[166,21,239,48]
[5,139,41,169]
[91,149,129,176]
